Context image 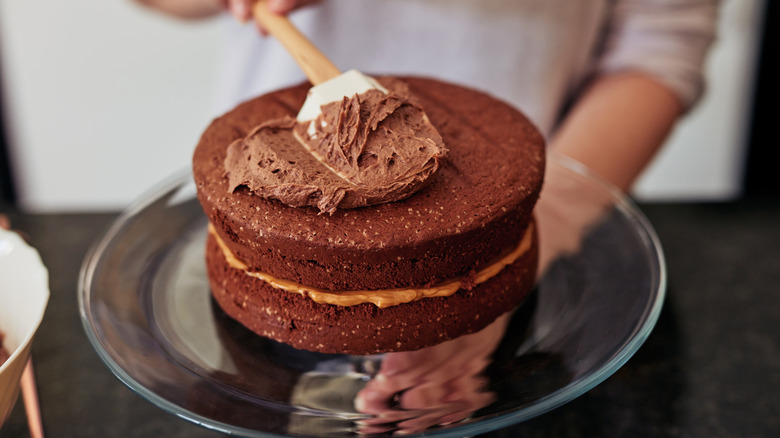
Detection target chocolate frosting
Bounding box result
[225,79,447,214]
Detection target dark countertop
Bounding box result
[1,199,779,437]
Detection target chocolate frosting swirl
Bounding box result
[224,79,447,214]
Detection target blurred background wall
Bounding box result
[0,0,770,212]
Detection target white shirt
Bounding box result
[212,0,718,136]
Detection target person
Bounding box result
[136,0,719,275]
[134,0,718,194]
[133,0,719,433]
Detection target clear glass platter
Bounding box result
[79,155,666,437]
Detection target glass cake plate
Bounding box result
[79,154,666,437]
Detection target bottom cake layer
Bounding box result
[205,224,538,355]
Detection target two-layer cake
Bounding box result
[193,76,544,354]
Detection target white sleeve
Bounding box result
[596,0,720,110]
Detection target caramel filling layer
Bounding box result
[210,223,533,308]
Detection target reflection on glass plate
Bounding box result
[79,155,665,437]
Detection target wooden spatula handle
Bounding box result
[253,1,341,85]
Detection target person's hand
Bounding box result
[0,214,29,242]
[353,314,511,435]
[224,0,321,23]
[535,152,613,276]
[134,0,322,26]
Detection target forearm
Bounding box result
[133,0,225,20]
[550,72,683,192]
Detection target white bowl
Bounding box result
[0,228,49,425]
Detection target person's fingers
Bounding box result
[354,423,394,435]
[356,409,420,425]
[398,371,490,411]
[226,0,253,22]
[436,392,495,424]
[354,383,395,414]
[0,214,10,230]
[267,0,322,14]
[394,405,467,435]
[240,0,322,35]
[355,370,496,434]
[398,381,449,411]
[379,349,443,379]
[266,0,298,14]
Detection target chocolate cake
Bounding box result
[193,76,545,354]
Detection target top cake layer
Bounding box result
[193,77,545,291]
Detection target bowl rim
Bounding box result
[0,228,50,374]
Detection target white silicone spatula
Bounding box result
[252,0,387,121]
